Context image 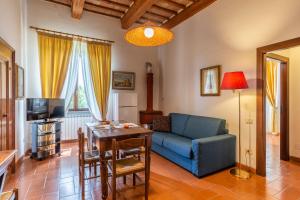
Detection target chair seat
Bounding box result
[120,147,145,157]
[108,157,145,176]
[0,191,14,200]
[84,150,112,162]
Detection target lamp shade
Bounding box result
[221,71,248,90]
[124,21,174,47]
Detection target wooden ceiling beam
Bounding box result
[86,0,169,20]
[121,0,158,29]
[160,0,186,10]
[162,0,217,29]
[152,5,177,15]
[86,0,129,10]
[71,0,86,19]
[145,11,169,21]
[146,11,169,20]
[85,2,124,14]
[141,16,163,24]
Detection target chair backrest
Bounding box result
[111,135,150,173]
[115,138,145,151]
[77,128,85,162]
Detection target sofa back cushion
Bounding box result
[170,113,189,135]
[183,115,226,139]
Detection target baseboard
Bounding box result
[290,156,300,163]
[235,162,256,174]
[16,148,31,168]
[61,139,78,144]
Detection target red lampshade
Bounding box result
[221,71,248,90]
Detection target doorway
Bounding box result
[265,53,289,173]
[256,37,300,176]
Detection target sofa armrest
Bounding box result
[191,134,236,177]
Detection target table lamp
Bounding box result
[221,71,250,179]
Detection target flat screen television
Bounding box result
[27,98,65,121]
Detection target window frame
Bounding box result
[68,81,89,112]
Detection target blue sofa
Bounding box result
[152,113,236,177]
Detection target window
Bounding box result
[68,61,89,111]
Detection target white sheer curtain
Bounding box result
[61,40,80,111]
[61,40,112,121]
[80,42,102,120]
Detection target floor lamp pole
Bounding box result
[238,91,241,168]
[229,90,250,179]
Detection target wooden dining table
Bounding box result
[0,150,16,193]
[86,123,153,200]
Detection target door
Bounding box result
[0,59,8,150]
[280,62,289,161]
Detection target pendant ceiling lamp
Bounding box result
[124,21,174,47]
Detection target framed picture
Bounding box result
[200,65,221,96]
[112,71,135,90]
[16,64,25,98]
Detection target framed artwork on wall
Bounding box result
[112,71,135,90]
[16,64,25,98]
[200,65,221,96]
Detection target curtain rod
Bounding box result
[30,26,114,44]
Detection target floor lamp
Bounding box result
[221,71,250,179]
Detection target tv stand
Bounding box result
[31,120,62,160]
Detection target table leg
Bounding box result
[100,141,108,200]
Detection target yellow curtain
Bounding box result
[266,59,278,133]
[87,42,111,120]
[38,32,73,98]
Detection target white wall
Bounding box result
[273,47,300,158]
[25,0,160,148]
[0,0,26,159]
[159,0,300,168]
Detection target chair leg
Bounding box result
[145,169,149,200]
[133,173,136,186]
[112,176,116,200]
[94,162,97,176]
[82,186,85,199]
[82,176,85,199]
[123,175,126,184]
[89,163,91,175]
[13,188,18,200]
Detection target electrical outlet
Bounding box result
[246,119,253,125]
[295,144,300,150]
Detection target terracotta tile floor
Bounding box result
[4,140,300,200]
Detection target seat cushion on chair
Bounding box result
[84,150,111,161]
[108,157,145,176]
[163,135,193,159]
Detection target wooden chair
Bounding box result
[0,188,18,200]
[120,147,145,184]
[78,128,111,198]
[108,136,150,200]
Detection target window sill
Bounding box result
[66,111,92,118]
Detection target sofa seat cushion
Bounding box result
[152,132,171,146]
[163,135,193,159]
